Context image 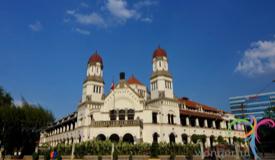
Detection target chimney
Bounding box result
[120,72,125,80]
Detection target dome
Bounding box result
[127,75,143,85]
[88,52,103,65]
[153,47,167,58]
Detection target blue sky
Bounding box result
[1,0,275,119]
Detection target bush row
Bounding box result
[40,140,200,158]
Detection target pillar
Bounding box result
[186,117,190,126]
[206,137,211,147]
[196,118,199,127]
[187,136,190,144]
[204,119,208,128]
[212,121,216,128]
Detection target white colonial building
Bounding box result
[39,47,245,147]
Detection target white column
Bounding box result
[204,119,208,128]
[186,117,190,126]
[221,121,226,129]
[196,118,199,127]
[212,121,216,128]
[206,137,211,147]
[187,136,190,144]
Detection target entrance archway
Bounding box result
[153,132,159,143]
[210,135,215,148]
[123,133,134,144]
[169,133,176,144]
[96,134,106,141]
[181,134,188,144]
[109,134,120,143]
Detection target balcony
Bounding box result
[90,120,143,128]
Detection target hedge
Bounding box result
[40,140,200,158]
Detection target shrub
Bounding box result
[32,152,39,160]
[150,142,159,158]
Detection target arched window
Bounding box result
[169,133,176,144]
[153,133,159,143]
[128,109,135,120]
[96,134,106,141]
[110,110,117,121]
[109,134,120,143]
[123,133,134,144]
[119,110,125,120]
[182,134,188,144]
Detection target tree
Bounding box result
[0,86,13,107]
[0,86,54,155]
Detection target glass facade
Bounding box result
[229,92,275,119]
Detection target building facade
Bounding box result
[229,92,275,119]
[40,47,245,147]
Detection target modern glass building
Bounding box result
[229,92,275,119]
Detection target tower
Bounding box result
[82,51,104,103]
[150,47,174,99]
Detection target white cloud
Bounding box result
[235,39,275,76]
[66,10,75,15]
[75,28,90,35]
[67,11,106,27]
[29,21,43,32]
[133,0,158,9]
[106,0,138,21]
[80,2,89,8]
[141,17,152,23]
[65,0,157,29]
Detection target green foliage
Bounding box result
[32,152,39,160]
[69,140,199,157]
[0,87,13,107]
[191,134,206,144]
[42,150,50,160]
[129,152,133,160]
[0,86,54,155]
[112,148,118,160]
[217,136,227,144]
[150,142,159,158]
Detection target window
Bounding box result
[128,109,135,120]
[152,112,158,124]
[165,80,172,89]
[119,110,125,120]
[153,133,158,143]
[168,114,174,124]
[98,86,101,93]
[90,114,93,121]
[110,110,117,121]
[151,81,158,91]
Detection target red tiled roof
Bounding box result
[153,47,167,58]
[88,52,103,64]
[180,109,222,120]
[127,75,143,85]
[178,98,220,113]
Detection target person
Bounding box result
[50,150,54,160]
